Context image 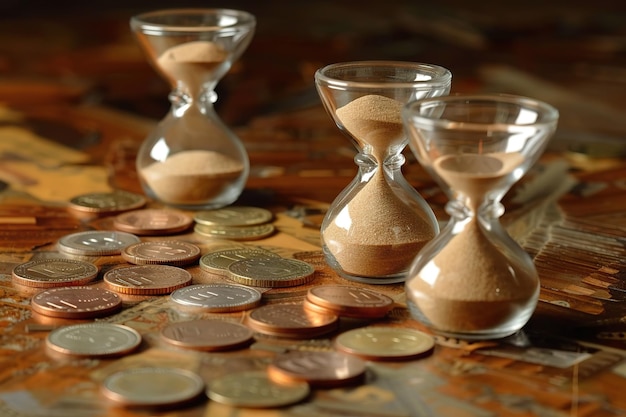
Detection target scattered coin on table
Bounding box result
[57,230,141,256]
[12,258,99,288]
[121,240,201,266]
[194,206,273,226]
[68,190,147,217]
[304,285,394,319]
[227,257,315,287]
[199,247,279,276]
[160,319,254,351]
[101,367,205,407]
[267,350,367,388]
[245,303,338,339]
[103,264,192,295]
[170,283,262,312]
[194,222,276,241]
[113,208,193,235]
[30,286,122,319]
[207,370,310,408]
[46,322,142,357]
[335,326,435,361]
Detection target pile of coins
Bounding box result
[13,197,436,410]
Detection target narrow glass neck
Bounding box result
[170,88,217,117]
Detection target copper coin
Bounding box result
[103,264,192,295]
[194,223,276,241]
[121,240,201,266]
[268,351,367,388]
[12,259,99,288]
[68,190,147,215]
[170,284,262,313]
[113,209,193,235]
[199,248,279,276]
[194,206,273,227]
[305,285,394,318]
[31,286,122,319]
[46,322,142,357]
[102,367,205,407]
[227,258,315,288]
[335,326,435,361]
[160,319,254,351]
[245,303,338,339]
[207,370,309,408]
[57,230,141,256]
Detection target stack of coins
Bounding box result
[245,303,339,339]
[193,206,276,241]
[303,285,395,319]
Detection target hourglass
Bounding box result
[403,94,559,339]
[131,9,255,209]
[315,61,452,284]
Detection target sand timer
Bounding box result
[130,9,255,209]
[315,61,452,284]
[403,94,559,339]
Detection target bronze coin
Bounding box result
[113,209,193,235]
[268,351,367,388]
[121,240,201,266]
[68,190,147,215]
[31,286,122,319]
[245,303,338,339]
[305,285,394,319]
[12,259,99,288]
[160,319,254,351]
[103,264,192,295]
[227,257,315,288]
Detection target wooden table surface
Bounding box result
[1,2,626,416]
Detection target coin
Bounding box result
[121,240,201,266]
[170,284,262,312]
[31,286,122,319]
[194,223,275,241]
[305,285,394,318]
[227,258,315,288]
[57,230,141,256]
[199,248,279,276]
[194,206,273,227]
[245,303,338,339]
[101,367,204,407]
[114,209,193,235]
[68,190,146,216]
[46,322,141,357]
[335,326,435,361]
[268,351,367,388]
[12,258,99,288]
[160,319,254,351]
[207,370,309,408]
[103,264,192,295]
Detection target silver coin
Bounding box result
[47,322,141,357]
[58,230,141,256]
[227,258,315,287]
[194,223,275,241]
[194,206,273,227]
[207,370,309,408]
[102,367,205,407]
[199,248,279,276]
[170,284,262,312]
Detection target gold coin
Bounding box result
[68,190,146,216]
[207,370,309,408]
[227,258,315,288]
[46,323,141,357]
[102,367,205,407]
[199,247,279,276]
[194,206,273,226]
[121,240,201,266]
[104,264,192,295]
[194,223,275,241]
[335,326,435,361]
[12,259,99,288]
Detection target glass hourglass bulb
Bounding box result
[130,8,255,209]
[315,61,452,284]
[403,94,559,339]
